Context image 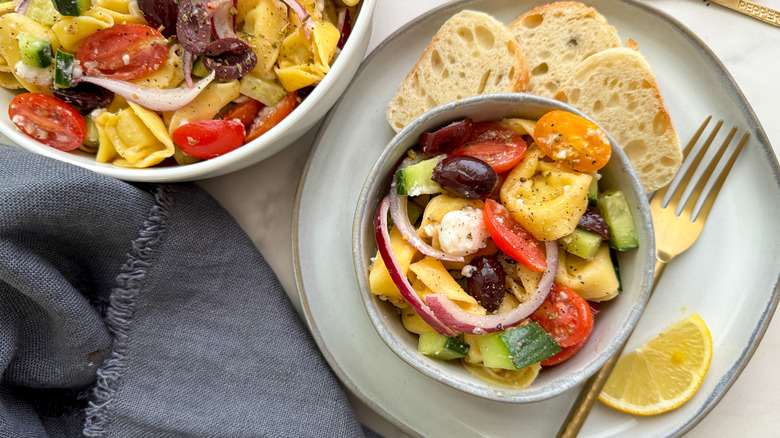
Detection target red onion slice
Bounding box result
[15,0,31,14]
[280,0,309,24]
[388,181,465,263]
[375,195,458,336]
[424,240,559,335]
[182,50,195,88]
[79,71,215,112]
[210,0,238,39]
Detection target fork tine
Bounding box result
[695,130,750,222]
[653,116,712,202]
[680,125,737,219]
[664,118,723,210]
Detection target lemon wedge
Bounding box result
[599,313,713,415]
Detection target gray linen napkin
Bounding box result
[0,145,372,438]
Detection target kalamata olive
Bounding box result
[176,0,211,53]
[419,118,473,156]
[467,255,506,312]
[138,0,178,37]
[52,83,114,113]
[337,8,352,49]
[578,207,610,239]
[432,155,497,199]
[203,38,258,80]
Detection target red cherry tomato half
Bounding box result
[483,199,547,272]
[541,329,592,366]
[530,283,594,348]
[246,91,298,142]
[533,110,611,172]
[9,93,86,151]
[77,24,168,81]
[220,98,264,128]
[451,122,527,173]
[172,119,246,159]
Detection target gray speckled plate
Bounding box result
[293,0,780,436]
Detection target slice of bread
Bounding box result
[554,47,682,192]
[509,2,621,98]
[386,10,529,133]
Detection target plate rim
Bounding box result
[292,0,780,436]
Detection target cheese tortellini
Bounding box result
[94,102,174,168]
[500,146,593,241]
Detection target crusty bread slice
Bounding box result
[386,10,529,132]
[509,2,621,98]
[554,47,682,192]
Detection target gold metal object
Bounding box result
[709,0,780,27]
[556,116,749,438]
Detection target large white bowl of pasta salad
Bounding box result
[0,0,374,181]
[353,93,655,402]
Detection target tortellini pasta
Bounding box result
[555,244,620,302]
[409,256,485,314]
[52,9,113,52]
[0,13,60,94]
[500,146,593,241]
[94,102,174,168]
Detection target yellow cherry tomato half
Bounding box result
[533,110,611,172]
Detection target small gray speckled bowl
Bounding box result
[352,93,655,403]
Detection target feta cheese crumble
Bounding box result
[438,207,489,256]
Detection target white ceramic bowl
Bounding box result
[0,1,376,182]
[353,93,655,403]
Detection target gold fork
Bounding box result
[556,116,750,438]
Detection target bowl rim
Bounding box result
[352,93,655,403]
[1,0,377,182]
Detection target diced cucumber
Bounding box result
[54,49,75,88]
[610,248,623,293]
[587,176,598,206]
[83,115,100,149]
[559,227,603,260]
[19,33,53,68]
[478,322,561,370]
[51,0,90,16]
[395,155,444,196]
[597,189,639,251]
[25,0,63,25]
[239,73,286,107]
[417,331,470,360]
[191,55,210,78]
[406,200,424,224]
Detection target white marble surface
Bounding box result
[198,0,780,436]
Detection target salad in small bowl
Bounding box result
[353,94,654,402]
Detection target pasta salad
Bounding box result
[369,111,639,389]
[0,0,360,168]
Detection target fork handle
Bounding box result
[708,0,780,28]
[556,343,626,438]
[556,258,668,438]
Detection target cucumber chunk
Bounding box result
[417,331,470,360]
[19,33,53,68]
[559,227,603,260]
[597,189,639,251]
[25,0,63,25]
[478,322,561,370]
[610,248,623,293]
[54,49,75,88]
[587,176,598,206]
[395,155,444,196]
[52,0,90,16]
